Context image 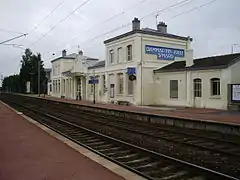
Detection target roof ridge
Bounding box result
[194,53,240,61]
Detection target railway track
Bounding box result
[48,102,240,157]
[1,94,240,179]
[5,99,239,180]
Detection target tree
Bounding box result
[19,49,46,94]
[2,75,20,93]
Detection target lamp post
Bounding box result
[38,59,40,97]
[93,70,96,104]
[29,72,34,94]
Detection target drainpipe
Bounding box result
[140,35,143,106]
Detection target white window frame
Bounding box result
[211,78,220,96]
[170,80,178,99]
[127,78,134,95]
[117,47,122,63]
[117,73,124,94]
[109,49,114,64]
[127,45,132,61]
[193,78,202,97]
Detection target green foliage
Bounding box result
[2,48,46,94]
[2,74,20,92]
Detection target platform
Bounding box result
[37,95,240,125]
[0,101,144,180]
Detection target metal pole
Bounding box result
[93,83,96,104]
[38,59,40,97]
[0,33,27,45]
[93,70,96,104]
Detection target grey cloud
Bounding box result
[1,0,240,77]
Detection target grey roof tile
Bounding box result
[88,61,105,69]
[154,53,240,73]
[104,29,192,44]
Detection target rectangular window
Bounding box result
[127,45,132,61]
[90,84,94,93]
[194,79,202,97]
[117,47,122,63]
[109,50,114,64]
[102,75,106,93]
[170,80,178,98]
[128,78,134,95]
[118,73,124,94]
[211,78,220,96]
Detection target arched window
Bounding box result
[194,78,202,97]
[109,50,114,64]
[211,78,220,96]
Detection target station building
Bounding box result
[50,17,240,110]
[50,50,99,99]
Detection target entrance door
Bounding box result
[193,78,202,108]
[110,84,115,98]
[77,77,81,100]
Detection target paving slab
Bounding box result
[0,102,127,180]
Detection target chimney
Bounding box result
[132,17,140,30]
[62,49,67,57]
[157,22,167,33]
[185,49,194,67]
[78,50,83,55]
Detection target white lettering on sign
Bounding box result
[232,84,240,101]
[145,45,184,60]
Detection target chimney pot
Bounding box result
[78,50,83,55]
[132,17,140,30]
[157,21,167,33]
[62,49,67,57]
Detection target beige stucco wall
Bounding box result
[142,35,188,62]
[102,32,190,105]
[154,71,187,106]
[154,68,230,109]
[191,69,229,109]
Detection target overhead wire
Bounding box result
[0,28,25,35]
[48,0,153,51]
[80,0,218,47]
[30,0,92,47]
[60,0,192,51]
[30,0,66,32]
[79,0,193,45]
[10,0,67,63]
[171,0,218,18]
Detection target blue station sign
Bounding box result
[126,67,136,75]
[88,76,99,84]
[145,45,185,60]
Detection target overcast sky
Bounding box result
[0,0,240,77]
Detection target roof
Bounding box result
[104,28,192,44]
[51,56,75,63]
[51,52,99,63]
[88,61,105,69]
[154,53,240,73]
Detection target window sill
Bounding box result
[170,97,179,100]
[126,94,134,97]
[209,96,221,99]
[117,93,124,96]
